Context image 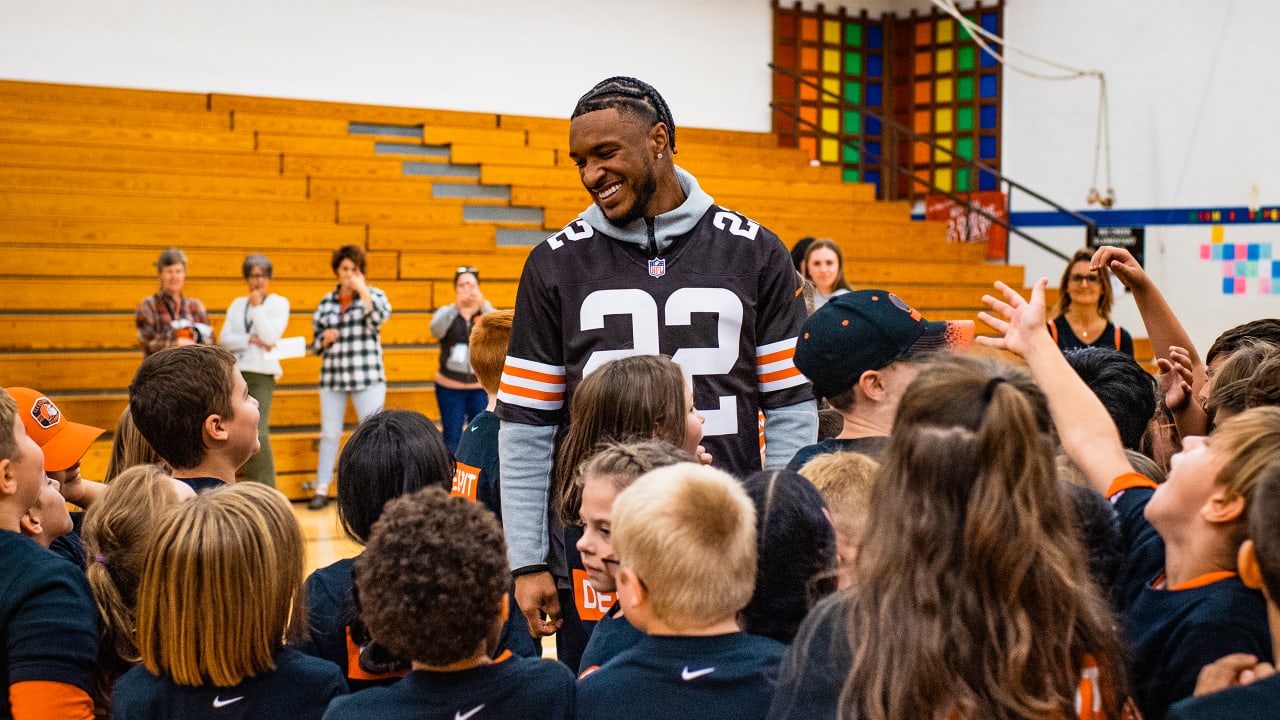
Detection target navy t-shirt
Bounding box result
[453,410,502,520]
[111,647,346,720]
[1167,673,1280,719]
[578,605,643,676]
[174,476,226,493]
[2,530,98,719]
[785,436,889,472]
[321,654,574,720]
[577,632,785,720]
[1110,478,1272,720]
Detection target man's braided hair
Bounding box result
[572,76,678,155]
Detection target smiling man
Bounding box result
[495,77,817,659]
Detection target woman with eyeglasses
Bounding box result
[219,254,291,487]
[430,266,495,454]
[1048,248,1134,356]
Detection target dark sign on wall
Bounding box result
[1088,225,1145,267]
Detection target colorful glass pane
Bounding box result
[845,23,862,47]
[935,108,953,133]
[936,78,953,103]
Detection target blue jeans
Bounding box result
[435,385,488,454]
[315,383,386,494]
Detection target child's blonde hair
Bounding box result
[1209,406,1280,547]
[83,465,185,711]
[798,451,879,543]
[611,463,756,630]
[106,406,167,481]
[135,482,305,687]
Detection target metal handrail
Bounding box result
[769,62,1086,262]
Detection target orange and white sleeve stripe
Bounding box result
[756,338,807,393]
[497,356,567,412]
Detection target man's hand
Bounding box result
[514,571,563,638]
[1193,653,1277,696]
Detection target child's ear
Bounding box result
[0,458,14,495]
[18,508,40,538]
[1238,540,1267,594]
[1204,489,1246,525]
[203,413,229,444]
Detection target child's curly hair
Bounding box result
[355,488,509,666]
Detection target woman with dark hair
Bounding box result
[802,239,853,311]
[429,266,495,454]
[309,244,391,509]
[219,253,290,487]
[1049,248,1134,356]
[135,247,212,356]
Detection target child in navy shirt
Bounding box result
[1169,463,1280,718]
[576,463,784,720]
[322,488,574,720]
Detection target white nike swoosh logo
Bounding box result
[212,695,245,708]
[681,666,715,681]
[456,704,485,720]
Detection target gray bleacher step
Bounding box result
[433,183,510,201]
[403,161,481,179]
[375,142,450,158]
[497,229,553,246]
[464,205,544,224]
[349,121,422,138]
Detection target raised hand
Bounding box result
[1157,346,1196,412]
[1091,245,1149,292]
[976,278,1051,359]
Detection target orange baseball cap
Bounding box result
[5,387,105,472]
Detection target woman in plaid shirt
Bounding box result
[308,244,392,509]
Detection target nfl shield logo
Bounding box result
[648,258,666,278]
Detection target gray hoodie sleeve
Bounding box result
[429,304,459,339]
[763,399,818,470]
[498,420,557,571]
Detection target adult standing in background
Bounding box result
[308,244,391,510]
[1048,248,1134,357]
[801,239,853,311]
[135,247,212,355]
[430,265,495,454]
[219,254,290,487]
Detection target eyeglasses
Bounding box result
[1069,273,1101,285]
[456,266,478,274]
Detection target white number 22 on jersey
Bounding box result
[580,287,742,437]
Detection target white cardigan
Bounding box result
[218,293,291,379]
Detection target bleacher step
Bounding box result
[349,121,421,138]
[464,205,543,224]
[496,228,553,246]
[375,141,448,158]
[403,161,480,179]
[433,182,510,201]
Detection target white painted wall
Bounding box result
[0,0,773,132]
[4,0,1276,347]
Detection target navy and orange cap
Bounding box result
[5,387,105,472]
[794,290,974,400]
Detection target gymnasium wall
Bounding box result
[4,0,1277,348]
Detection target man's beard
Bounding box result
[605,167,659,228]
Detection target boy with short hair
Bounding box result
[452,309,514,519]
[128,345,260,491]
[576,463,783,720]
[0,389,98,720]
[322,487,574,719]
[1168,463,1280,718]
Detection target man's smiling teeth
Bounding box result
[598,183,621,200]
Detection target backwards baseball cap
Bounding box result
[794,290,975,400]
[5,387,105,472]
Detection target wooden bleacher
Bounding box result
[0,78,1054,499]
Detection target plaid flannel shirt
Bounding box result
[310,286,392,391]
[135,292,212,356]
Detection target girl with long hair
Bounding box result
[769,354,1127,720]
[802,239,853,311]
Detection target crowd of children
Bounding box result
[4,241,1278,720]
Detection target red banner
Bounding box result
[924,191,1008,260]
